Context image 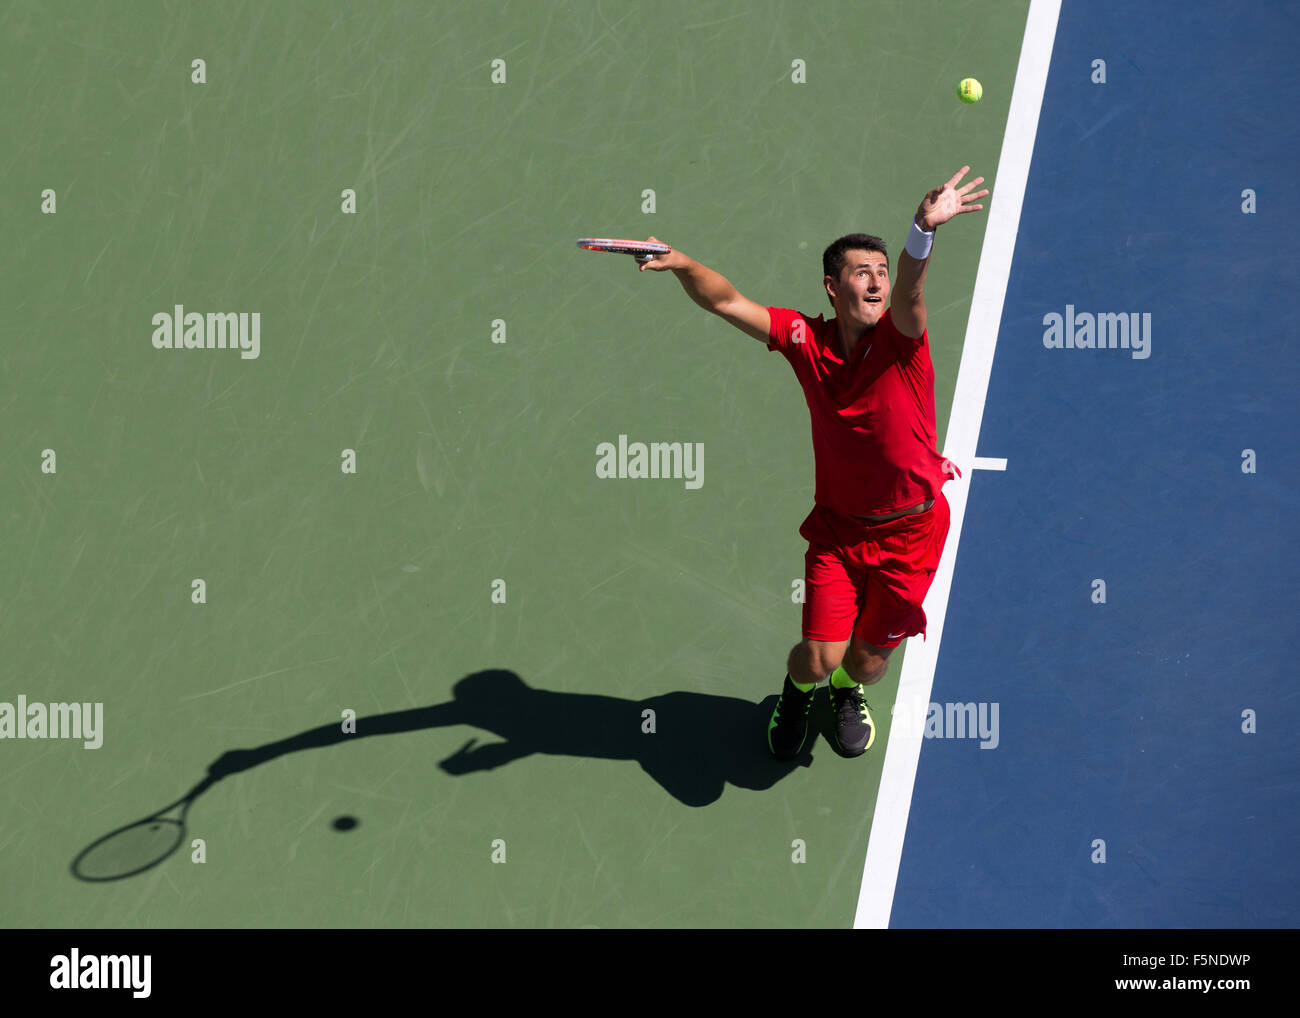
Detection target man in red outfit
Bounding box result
[640,166,988,760]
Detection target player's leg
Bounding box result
[843,639,893,685]
[845,491,952,675]
[787,637,849,687]
[818,557,907,757]
[827,634,897,755]
[827,495,951,756]
[825,599,907,757]
[767,532,858,761]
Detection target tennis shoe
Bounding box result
[767,675,815,761]
[830,679,875,756]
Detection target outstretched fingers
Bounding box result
[943,165,971,190]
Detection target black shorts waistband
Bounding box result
[848,498,934,524]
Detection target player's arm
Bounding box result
[892,233,930,340]
[638,236,770,344]
[892,166,990,339]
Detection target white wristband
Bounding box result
[905,221,934,260]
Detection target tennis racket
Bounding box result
[70,775,217,882]
[576,237,671,264]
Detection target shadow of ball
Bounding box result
[332,816,359,831]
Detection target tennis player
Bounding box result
[639,166,987,760]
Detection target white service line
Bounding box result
[854,0,1061,930]
[972,457,1009,471]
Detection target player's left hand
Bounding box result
[916,166,989,230]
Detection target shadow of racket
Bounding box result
[71,774,218,882]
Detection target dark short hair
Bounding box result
[822,233,888,309]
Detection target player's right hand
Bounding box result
[638,236,688,272]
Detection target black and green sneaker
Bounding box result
[767,675,816,760]
[829,680,875,756]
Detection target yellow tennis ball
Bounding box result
[958,77,982,104]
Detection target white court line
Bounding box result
[972,457,1008,471]
[854,0,1061,930]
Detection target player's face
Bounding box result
[829,251,891,327]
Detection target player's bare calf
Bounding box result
[786,638,848,687]
[845,640,893,685]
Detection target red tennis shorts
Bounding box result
[798,491,951,647]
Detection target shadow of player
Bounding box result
[208,669,816,807]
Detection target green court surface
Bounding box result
[1,0,1027,927]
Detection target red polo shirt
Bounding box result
[766,305,959,517]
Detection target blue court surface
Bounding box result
[890,1,1299,927]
